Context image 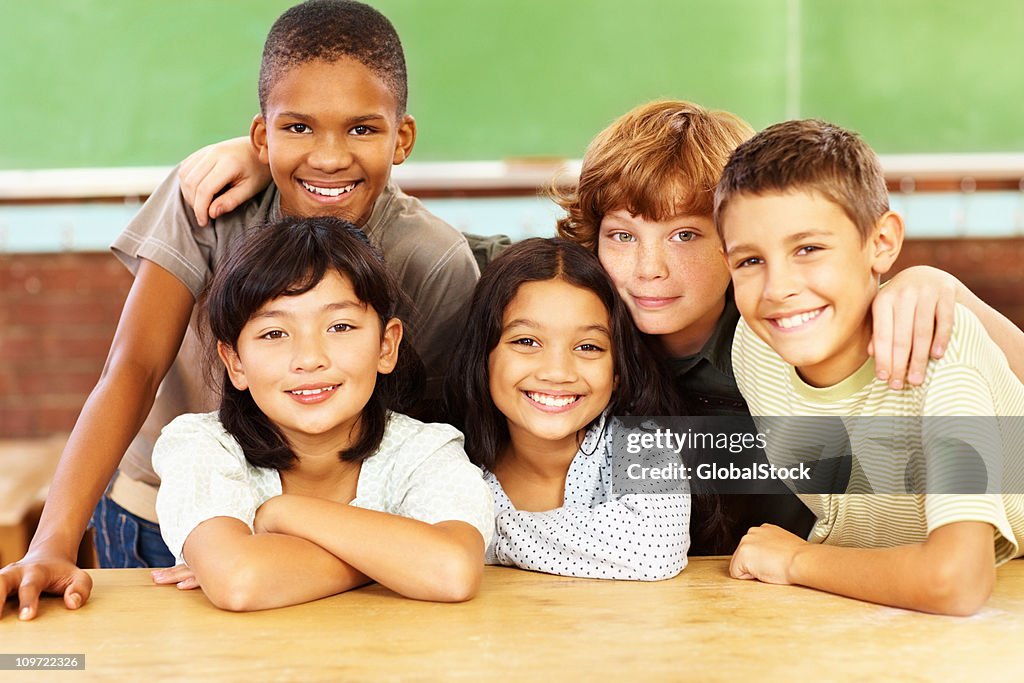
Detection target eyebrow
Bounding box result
[253,301,364,320]
[503,319,612,337]
[725,229,833,256]
[276,112,388,125]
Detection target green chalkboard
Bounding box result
[1,0,1021,170]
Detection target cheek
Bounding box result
[597,247,631,291]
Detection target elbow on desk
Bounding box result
[201,566,278,613]
[419,554,483,603]
[916,557,995,617]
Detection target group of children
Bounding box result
[2,0,1023,620]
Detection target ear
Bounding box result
[217,341,249,391]
[377,318,403,375]
[392,114,417,165]
[869,211,904,277]
[250,113,270,166]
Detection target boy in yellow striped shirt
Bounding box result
[714,118,1024,616]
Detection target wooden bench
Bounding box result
[0,435,66,566]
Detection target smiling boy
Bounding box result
[0,0,479,617]
[717,119,1024,615]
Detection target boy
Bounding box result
[717,119,1024,615]
[0,0,478,618]
[549,100,1024,553]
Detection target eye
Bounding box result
[260,329,287,340]
[671,230,696,242]
[734,257,763,269]
[509,337,540,348]
[608,231,634,243]
[350,125,374,136]
[285,123,312,134]
[575,343,606,354]
[329,323,354,333]
[796,245,822,256]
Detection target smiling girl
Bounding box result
[444,238,702,580]
[151,216,492,610]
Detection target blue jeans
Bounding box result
[89,494,175,569]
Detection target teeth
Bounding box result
[301,180,356,197]
[289,385,337,396]
[776,308,822,329]
[526,392,579,407]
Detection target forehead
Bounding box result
[721,190,854,240]
[264,57,398,118]
[253,270,364,313]
[504,279,610,330]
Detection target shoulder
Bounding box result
[732,318,787,386]
[377,412,467,463]
[152,411,247,472]
[372,182,477,273]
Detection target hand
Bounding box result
[0,551,93,621]
[870,266,958,389]
[729,524,807,585]
[177,136,271,227]
[151,564,199,590]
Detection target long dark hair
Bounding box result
[202,215,423,469]
[443,238,678,470]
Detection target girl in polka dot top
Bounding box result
[444,238,691,580]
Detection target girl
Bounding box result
[151,216,493,611]
[444,238,708,580]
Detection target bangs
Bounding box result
[596,170,716,223]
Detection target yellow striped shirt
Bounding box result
[732,304,1024,564]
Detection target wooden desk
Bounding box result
[0,436,65,565]
[2,559,1023,681]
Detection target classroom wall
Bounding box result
[2,0,1022,169]
[3,239,1022,438]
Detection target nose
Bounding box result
[635,241,669,281]
[291,334,330,373]
[762,261,801,303]
[534,346,579,384]
[307,132,353,173]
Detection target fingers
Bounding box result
[0,566,21,619]
[208,177,262,222]
[906,292,940,386]
[179,153,220,227]
[16,574,43,621]
[62,570,92,611]
[932,291,955,359]
[870,294,895,385]
[152,564,198,590]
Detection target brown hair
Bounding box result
[714,119,889,242]
[551,100,755,251]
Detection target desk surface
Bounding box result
[3,559,1023,681]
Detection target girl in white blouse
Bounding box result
[444,238,696,580]
[151,216,493,611]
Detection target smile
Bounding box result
[632,296,680,310]
[769,307,825,330]
[525,391,582,408]
[287,384,339,396]
[300,180,357,197]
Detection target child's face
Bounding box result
[218,270,401,449]
[597,209,731,358]
[252,58,416,227]
[721,190,884,388]
[488,279,615,451]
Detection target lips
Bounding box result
[522,390,584,414]
[767,306,825,330]
[299,179,359,198]
[630,295,681,310]
[286,383,339,404]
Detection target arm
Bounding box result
[182,517,370,612]
[491,494,690,581]
[178,135,272,227]
[729,521,996,616]
[872,266,1024,388]
[0,260,193,620]
[256,494,484,603]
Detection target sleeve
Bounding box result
[490,424,690,581]
[404,239,479,398]
[490,493,690,581]
[109,165,214,300]
[152,414,264,564]
[394,430,495,544]
[922,361,1018,562]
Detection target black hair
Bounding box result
[442,238,678,471]
[258,0,408,115]
[203,215,423,470]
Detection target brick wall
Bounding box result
[2,238,1023,438]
